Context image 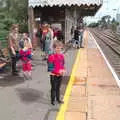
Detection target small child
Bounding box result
[48,40,65,105]
[0,61,6,72]
[19,39,32,80]
[22,33,32,50]
[0,49,7,72]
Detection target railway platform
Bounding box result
[57,30,120,120]
[0,30,120,120]
[0,40,77,120]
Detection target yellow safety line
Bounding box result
[56,49,81,120]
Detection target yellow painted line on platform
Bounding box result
[56,49,81,120]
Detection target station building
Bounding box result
[28,0,103,43]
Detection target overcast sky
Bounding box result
[84,0,120,24]
[97,0,120,18]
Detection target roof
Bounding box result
[29,0,102,8]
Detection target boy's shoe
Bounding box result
[80,46,84,48]
[14,70,19,73]
[42,57,47,61]
[57,100,64,104]
[51,101,55,105]
[12,72,19,76]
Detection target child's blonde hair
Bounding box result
[53,40,63,49]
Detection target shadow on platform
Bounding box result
[16,88,43,103]
[0,74,25,87]
[61,75,70,96]
[16,88,50,105]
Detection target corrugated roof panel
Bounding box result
[29,0,102,7]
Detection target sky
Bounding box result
[84,0,120,24]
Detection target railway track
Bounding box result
[90,28,120,79]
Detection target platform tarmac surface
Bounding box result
[0,47,77,120]
[64,31,120,120]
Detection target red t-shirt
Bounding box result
[48,53,65,75]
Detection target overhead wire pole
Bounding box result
[112,9,117,20]
[104,0,108,15]
[105,0,108,11]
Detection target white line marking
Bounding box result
[88,31,120,88]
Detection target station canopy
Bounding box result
[29,0,102,8]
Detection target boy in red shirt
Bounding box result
[48,41,65,105]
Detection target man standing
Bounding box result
[8,24,20,75]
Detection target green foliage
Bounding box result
[0,29,9,48]
[0,15,15,38]
[101,15,111,22]
[0,23,6,29]
[0,13,5,19]
[111,19,119,31]
[0,15,10,38]
[3,18,17,30]
[19,22,28,33]
[92,15,119,31]
[88,22,99,27]
[0,0,28,26]
[0,0,28,48]
[0,30,9,37]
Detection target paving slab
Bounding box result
[87,31,120,120]
[65,30,120,120]
[88,96,120,120]
[65,112,86,120]
[64,31,88,120]
[71,85,86,97]
[67,97,87,112]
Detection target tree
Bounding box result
[99,15,112,29]
[0,0,28,36]
[111,18,119,31]
[0,0,28,48]
[88,22,99,27]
